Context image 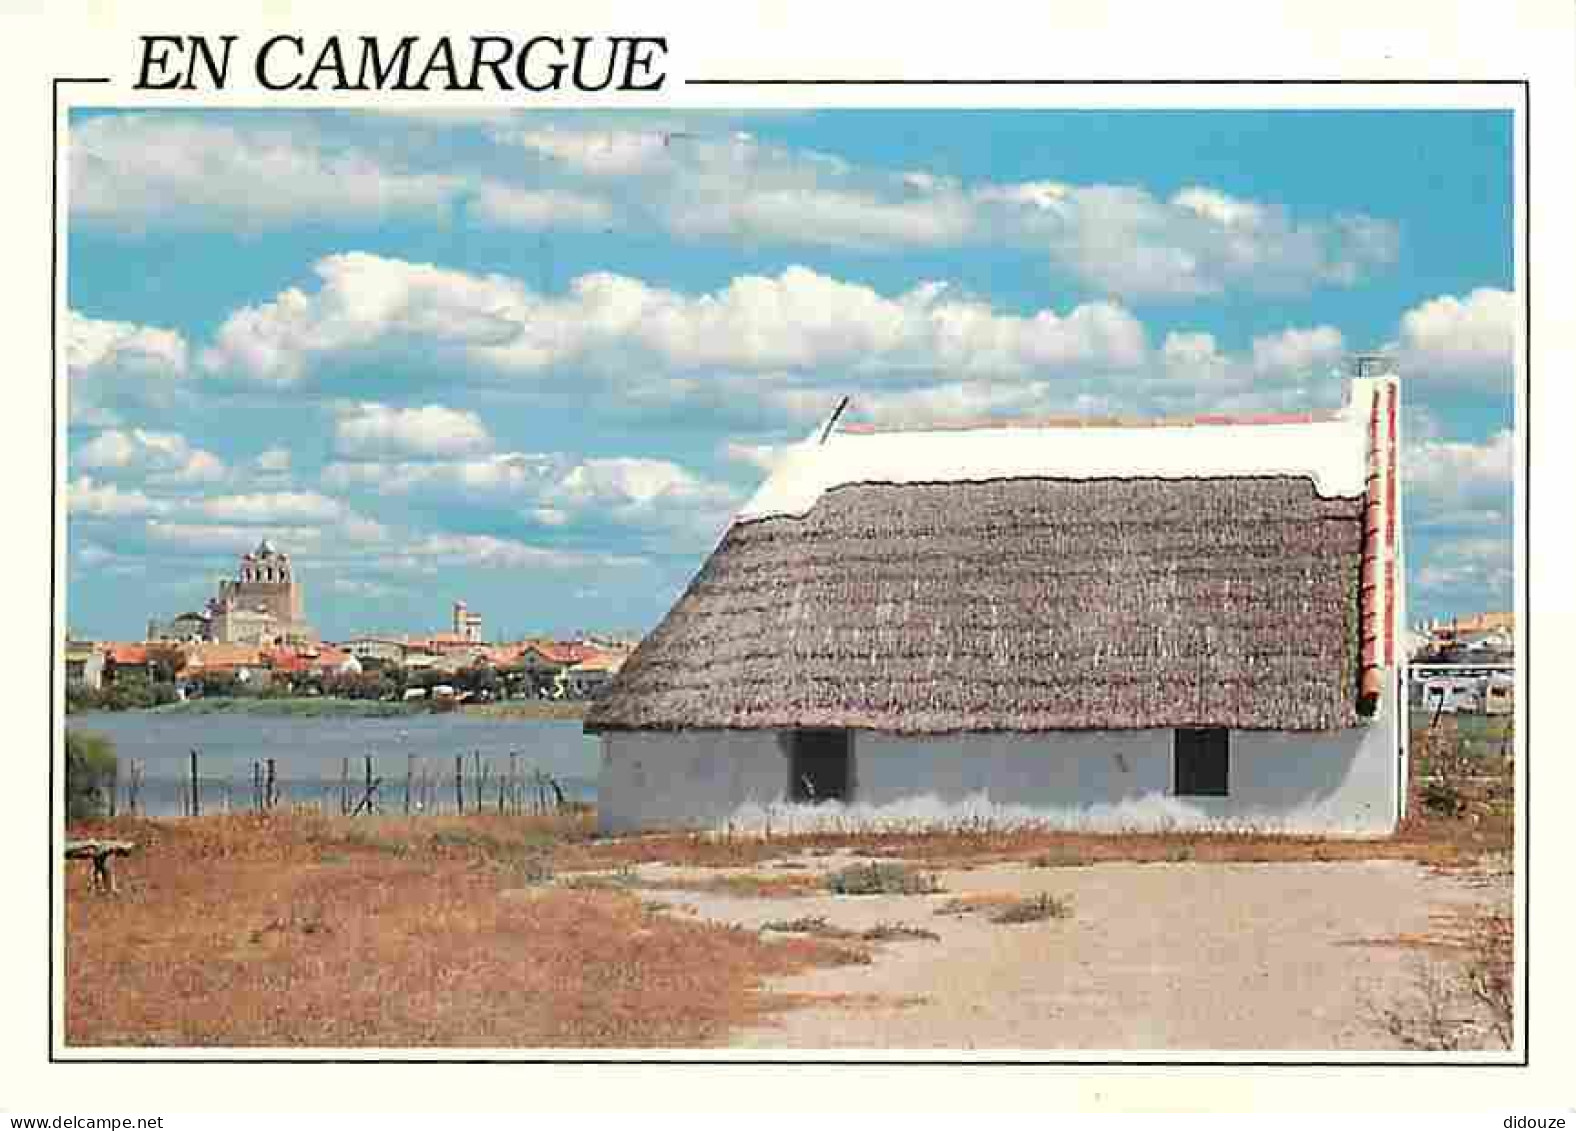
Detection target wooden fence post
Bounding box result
[340,757,350,816]
[405,753,414,816]
[454,754,464,814]
[265,758,277,810]
[364,754,375,816]
[189,749,200,817]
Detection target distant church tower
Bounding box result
[453,600,483,643]
[207,539,315,644]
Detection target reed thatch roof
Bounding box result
[586,475,1366,735]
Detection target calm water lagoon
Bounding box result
[69,710,601,817]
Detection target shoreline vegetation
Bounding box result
[83,696,592,721]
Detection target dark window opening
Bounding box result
[789,729,852,803]
[1174,728,1229,797]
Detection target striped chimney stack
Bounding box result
[1354,355,1400,715]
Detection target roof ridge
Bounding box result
[837,409,1343,435]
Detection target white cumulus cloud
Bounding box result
[496,126,1399,298]
[333,401,493,458]
[254,447,292,474]
[468,182,615,231]
[719,441,791,474]
[71,114,463,233]
[75,428,226,484]
[1404,429,1515,528]
[68,476,170,518]
[75,113,1400,303]
[194,490,349,525]
[1396,288,1516,390]
[200,254,1149,388]
[68,310,190,426]
[324,449,740,548]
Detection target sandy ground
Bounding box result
[630,854,1504,1051]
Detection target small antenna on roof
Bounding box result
[818,396,850,445]
[1349,352,1396,380]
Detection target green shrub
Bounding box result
[65,729,117,821]
[824,861,942,896]
[68,674,179,713]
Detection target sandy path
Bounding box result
[642,857,1499,1051]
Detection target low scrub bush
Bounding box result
[761,915,940,943]
[761,915,856,940]
[860,922,940,942]
[824,862,942,896]
[989,893,1073,925]
[511,855,555,886]
[1030,848,1090,869]
[560,865,641,890]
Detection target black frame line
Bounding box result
[48,76,1532,1069]
[684,78,1519,86]
[50,73,111,1067]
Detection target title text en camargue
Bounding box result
[135,35,668,92]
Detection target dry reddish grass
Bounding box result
[558,833,791,871]
[646,871,823,898]
[65,813,861,1048]
[767,991,930,1013]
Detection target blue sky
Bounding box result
[65,108,1516,642]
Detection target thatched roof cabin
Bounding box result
[588,379,1400,738]
[587,372,1405,836]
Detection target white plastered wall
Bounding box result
[596,685,1401,837]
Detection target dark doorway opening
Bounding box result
[789,730,852,803]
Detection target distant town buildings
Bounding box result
[1409,611,1515,665]
[1408,610,1515,717]
[75,543,637,703]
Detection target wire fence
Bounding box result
[114,749,577,819]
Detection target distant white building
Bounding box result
[345,635,407,664]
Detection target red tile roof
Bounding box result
[181,643,264,670]
[523,641,598,665]
[264,648,309,674]
[104,643,150,665]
